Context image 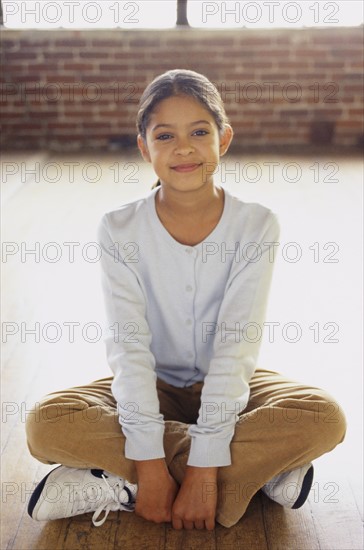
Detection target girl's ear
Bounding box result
[137,134,151,162]
[219,124,234,157]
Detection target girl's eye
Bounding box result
[156,134,172,141]
[155,130,208,141]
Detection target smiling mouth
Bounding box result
[172,163,202,173]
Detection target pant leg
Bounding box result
[25,376,196,484]
[168,368,347,528]
[156,377,203,424]
[26,369,347,528]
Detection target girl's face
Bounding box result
[137,95,233,193]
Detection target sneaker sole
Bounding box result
[292,464,314,509]
[28,466,62,519]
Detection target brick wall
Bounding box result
[1,27,363,151]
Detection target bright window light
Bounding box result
[188,1,364,28]
[2,0,364,29]
[2,1,178,29]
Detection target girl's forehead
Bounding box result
[150,95,213,119]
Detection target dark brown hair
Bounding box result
[136,69,230,188]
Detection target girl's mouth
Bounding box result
[172,163,201,173]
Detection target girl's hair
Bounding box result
[136,69,230,189]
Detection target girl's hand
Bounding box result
[172,466,218,530]
[134,458,179,523]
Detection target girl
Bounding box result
[26,69,346,531]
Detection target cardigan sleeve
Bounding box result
[97,214,165,461]
[187,211,280,467]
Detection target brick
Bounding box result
[238,38,270,46]
[20,40,51,48]
[266,132,301,138]
[43,52,74,60]
[312,35,345,44]
[10,75,41,83]
[295,50,326,57]
[241,109,274,117]
[275,37,294,45]
[348,109,364,116]
[217,50,255,58]
[225,73,255,80]
[308,96,354,104]
[259,50,289,57]
[63,63,94,71]
[79,75,115,83]
[298,74,331,80]
[314,109,343,116]
[98,64,130,72]
[51,134,84,140]
[343,85,364,92]
[350,61,364,68]
[262,121,293,128]
[230,121,256,128]
[55,40,88,48]
[0,113,24,118]
[45,75,78,83]
[28,111,58,118]
[1,123,36,130]
[280,110,309,117]
[261,74,290,81]
[48,123,79,130]
[112,52,146,60]
[16,124,43,130]
[1,64,28,73]
[336,120,364,128]
[197,39,236,48]
[79,51,110,59]
[98,110,121,117]
[278,62,309,69]
[2,40,20,50]
[31,64,57,71]
[129,39,161,48]
[233,132,261,139]
[331,49,363,57]
[63,111,95,118]
[315,61,345,68]
[90,40,123,48]
[4,52,39,60]
[333,73,363,80]
[83,122,112,129]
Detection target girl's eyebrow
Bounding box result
[151,120,212,132]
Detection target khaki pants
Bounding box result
[25,368,346,528]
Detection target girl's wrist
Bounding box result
[185,465,218,479]
[135,458,168,477]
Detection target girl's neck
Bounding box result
[155,183,224,221]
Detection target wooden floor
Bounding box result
[1,151,363,549]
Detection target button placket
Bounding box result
[183,246,197,364]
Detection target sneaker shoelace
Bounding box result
[70,473,135,527]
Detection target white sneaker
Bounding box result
[28,466,137,526]
[261,463,314,509]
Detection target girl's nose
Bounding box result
[174,137,195,155]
